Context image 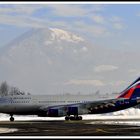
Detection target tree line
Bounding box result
[0,81,30,96]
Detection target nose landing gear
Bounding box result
[10,114,14,122]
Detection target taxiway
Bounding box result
[0,120,140,136]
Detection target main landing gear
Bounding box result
[65,115,82,121]
[10,114,14,122]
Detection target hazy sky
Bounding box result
[0,2,140,95]
[0,3,140,49]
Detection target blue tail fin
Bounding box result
[118,77,140,99]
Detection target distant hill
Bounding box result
[0,27,137,95]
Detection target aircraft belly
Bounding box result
[15,105,37,111]
[0,104,40,115]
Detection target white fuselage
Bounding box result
[0,94,112,115]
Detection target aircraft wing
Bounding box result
[38,98,123,117]
[83,98,118,114]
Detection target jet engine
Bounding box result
[37,106,67,117]
[38,104,88,117]
[67,104,88,115]
[47,105,87,117]
[47,107,67,117]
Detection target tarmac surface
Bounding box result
[0,119,140,136]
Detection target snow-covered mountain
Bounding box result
[0,27,95,94]
[0,27,139,95]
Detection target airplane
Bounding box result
[0,77,140,122]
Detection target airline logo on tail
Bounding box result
[118,77,140,99]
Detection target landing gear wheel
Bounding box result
[69,116,83,121]
[10,116,14,122]
[74,116,79,120]
[70,116,75,120]
[65,116,81,121]
[65,116,70,121]
[78,116,82,120]
[74,116,82,120]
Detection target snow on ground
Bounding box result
[0,114,65,121]
[0,128,18,134]
[87,121,140,126]
[0,108,140,127]
[0,108,140,121]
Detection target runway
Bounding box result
[0,119,140,136]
